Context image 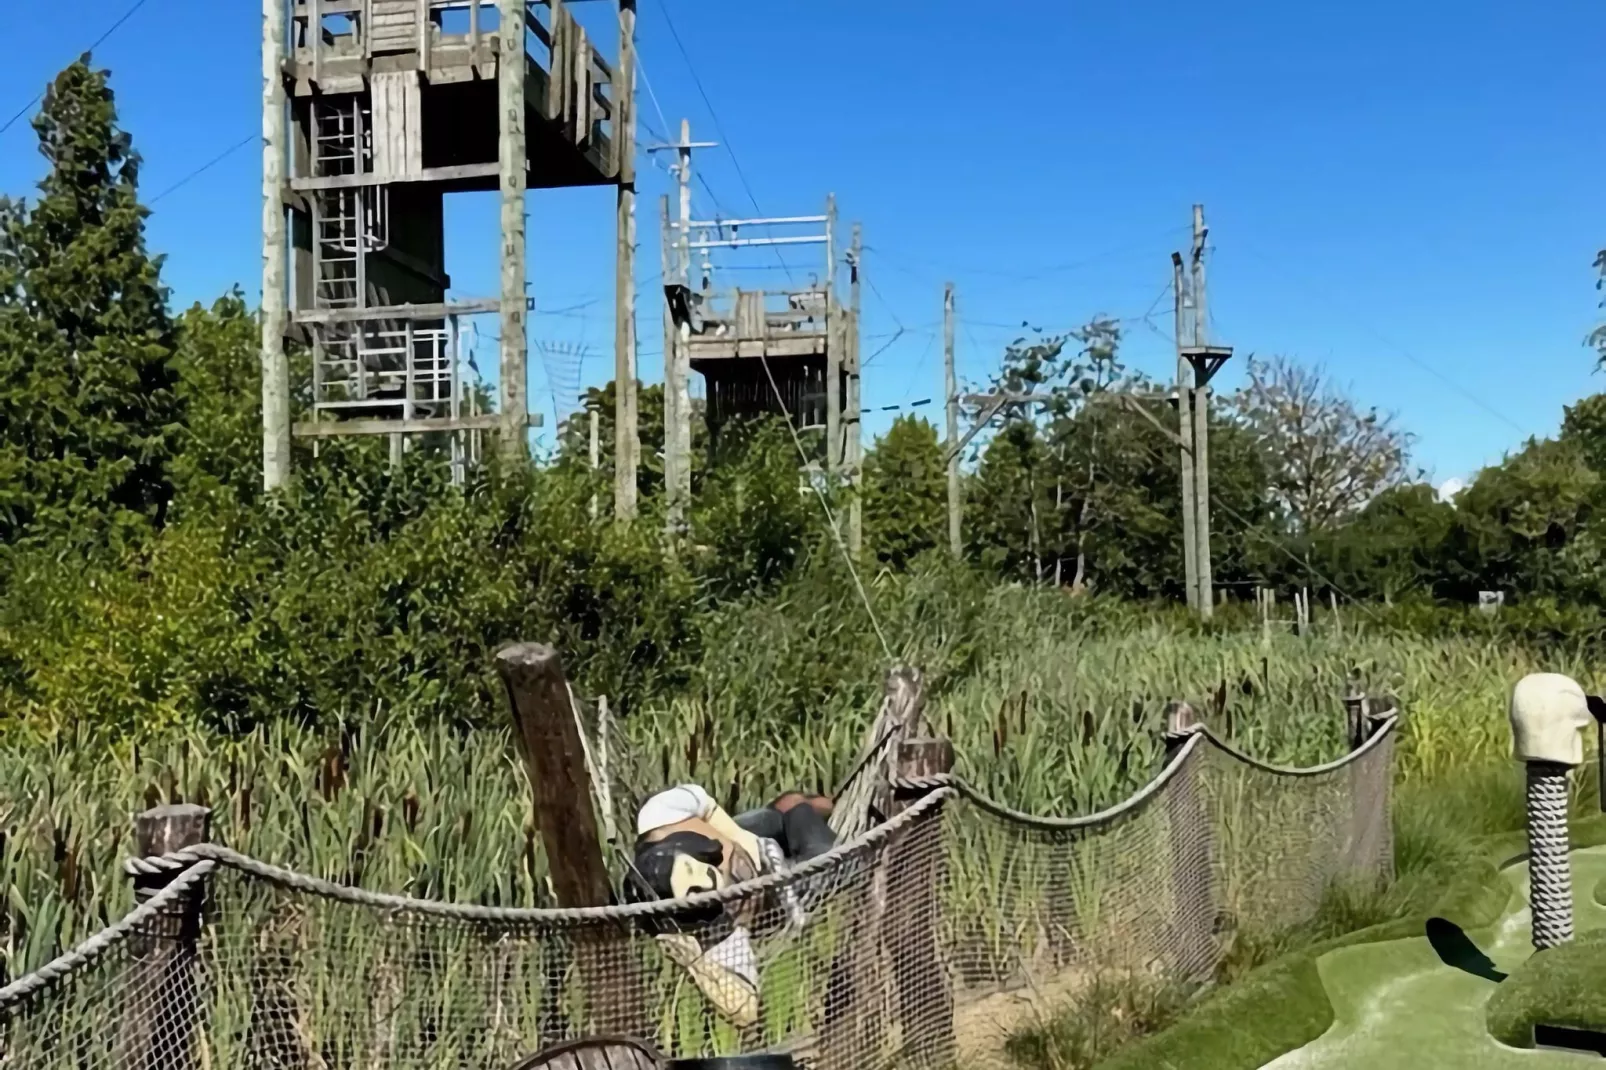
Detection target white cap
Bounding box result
[1510,672,1592,767]
[636,784,715,837]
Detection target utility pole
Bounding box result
[1190,205,1213,618]
[1175,204,1233,618]
[1174,252,1198,610]
[944,283,961,559]
[846,223,864,556]
[649,120,714,536]
[659,194,685,533]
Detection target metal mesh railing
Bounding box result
[0,720,1396,1070]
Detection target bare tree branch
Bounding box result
[1227,355,1416,533]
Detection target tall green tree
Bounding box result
[862,414,946,569]
[167,291,264,520]
[1301,483,1456,603]
[0,56,180,549]
[1448,437,1603,602]
[1561,392,1606,474]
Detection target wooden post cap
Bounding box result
[133,803,212,855]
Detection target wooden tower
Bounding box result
[261,0,638,497]
[660,189,863,548]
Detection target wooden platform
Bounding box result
[285,3,621,190]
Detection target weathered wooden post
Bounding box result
[496,643,641,1033]
[1344,687,1398,884]
[116,803,211,1070]
[822,666,954,1070]
[1342,684,1369,752]
[889,729,956,1069]
[1590,694,1606,814]
[1162,701,1215,983]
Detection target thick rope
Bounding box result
[6,710,1401,1012]
[120,787,955,926]
[1526,761,1574,950]
[0,860,216,1010]
[892,717,1398,831]
[893,732,1201,832]
[1196,716,1399,778]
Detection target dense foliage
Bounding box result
[4,55,1606,745]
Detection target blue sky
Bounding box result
[1,1,1603,489]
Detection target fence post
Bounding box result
[822,666,952,1070]
[1162,701,1215,984]
[496,642,642,1034]
[116,803,211,1070]
[1344,687,1396,884]
[889,733,956,1070]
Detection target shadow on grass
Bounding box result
[1424,916,1506,983]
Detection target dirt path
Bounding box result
[953,968,1092,1063]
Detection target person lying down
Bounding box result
[627,784,836,1026]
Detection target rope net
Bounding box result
[0,723,1395,1070]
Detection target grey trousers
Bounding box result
[733,804,835,862]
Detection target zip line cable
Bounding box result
[1229,238,1527,436]
[148,133,259,206]
[755,349,895,661]
[651,0,798,286]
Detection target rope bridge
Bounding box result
[0,713,1396,1070]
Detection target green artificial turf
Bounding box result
[1272,845,1606,1068]
[1093,814,1606,1070]
[1487,888,1606,1050]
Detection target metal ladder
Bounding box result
[310,95,392,410]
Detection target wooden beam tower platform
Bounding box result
[261,0,636,489]
[658,181,864,549]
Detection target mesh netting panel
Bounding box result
[1,728,1396,1070]
[936,731,1397,1068]
[1,888,211,1070]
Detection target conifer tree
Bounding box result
[0,54,180,549]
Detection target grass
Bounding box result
[1076,778,1606,1070]
[1486,929,1606,1049]
[1480,861,1606,1050]
[1,593,1598,1065]
[5,618,1567,976]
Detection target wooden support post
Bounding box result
[944,283,961,559]
[824,666,952,1070]
[1162,701,1215,982]
[1344,689,1397,880]
[497,644,642,1033]
[1173,252,1197,610]
[612,0,639,521]
[888,734,956,1068]
[497,0,529,461]
[1342,685,1368,751]
[1190,206,1214,619]
[826,194,842,475]
[661,195,686,534]
[1590,694,1606,815]
[497,643,612,909]
[846,222,864,556]
[116,804,212,1070]
[262,0,291,491]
